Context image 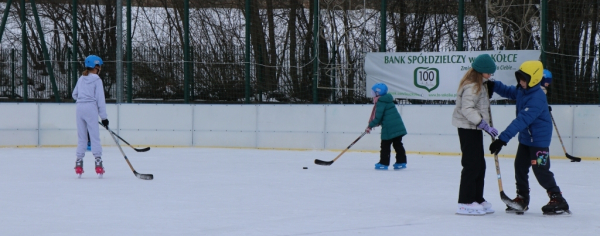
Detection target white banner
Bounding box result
[364,50,540,100]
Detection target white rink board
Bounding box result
[401,105,460,153]
[0,130,37,146]
[0,103,37,129]
[256,131,324,150]
[119,130,193,147]
[0,103,598,159]
[194,105,257,131]
[257,105,325,132]
[39,103,75,130]
[0,103,38,146]
[573,105,600,157]
[193,105,258,147]
[38,104,118,146]
[194,131,256,148]
[324,105,372,133]
[118,104,193,131]
[547,106,575,157]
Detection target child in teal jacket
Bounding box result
[366,83,408,170]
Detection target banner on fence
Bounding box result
[364,50,540,100]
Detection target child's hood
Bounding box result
[377,93,394,103]
[81,74,100,84]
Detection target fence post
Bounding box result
[21,0,27,102]
[380,0,387,52]
[312,0,319,104]
[184,0,190,103]
[0,0,13,42]
[458,0,464,51]
[245,0,251,104]
[67,47,71,96]
[72,0,78,101]
[541,0,547,66]
[31,0,61,102]
[127,0,133,103]
[116,0,123,103]
[190,46,194,101]
[11,48,15,99]
[331,42,336,102]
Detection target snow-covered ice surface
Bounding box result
[1,147,598,236]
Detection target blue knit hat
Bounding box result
[471,54,496,74]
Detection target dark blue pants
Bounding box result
[457,128,486,204]
[514,143,560,193]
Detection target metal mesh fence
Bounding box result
[0,0,598,104]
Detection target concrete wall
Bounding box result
[1,103,598,159]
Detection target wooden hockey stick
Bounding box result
[105,126,153,180]
[488,107,525,211]
[549,111,581,162]
[314,132,367,166]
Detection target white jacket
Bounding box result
[452,81,492,129]
[72,73,108,120]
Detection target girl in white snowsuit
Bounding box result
[72,55,109,177]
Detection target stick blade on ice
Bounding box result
[314,159,333,166]
[566,153,581,162]
[500,191,525,211]
[135,171,154,180]
[135,147,151,152]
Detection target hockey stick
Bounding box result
[314,131,367,166]
[492,143,525,211]
[488,107,525,211]
[105,126,153,180]
[549,111,581,162]
[98,122,150,152]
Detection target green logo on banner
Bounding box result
[414,67,439,92]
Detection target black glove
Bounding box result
[548,106,552,112]
[486,80,495,99]
[101,119,109,128]
[489,139,507,154]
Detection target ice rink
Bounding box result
[1,147,598,236]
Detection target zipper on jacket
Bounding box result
[528,128,533,142]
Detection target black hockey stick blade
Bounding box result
[500,191,524,211]
[99,122,151,152]
[134,171,154,180]
[566,153,581,162]
[314,159,334,166]
[134,147,151,152]
[105,125,154,180]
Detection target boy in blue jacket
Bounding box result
[488,61,570,215]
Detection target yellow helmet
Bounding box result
[515,61,544,88]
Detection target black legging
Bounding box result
[457,128,486,204]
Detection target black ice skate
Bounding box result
[506,190,529,214]
[542,192,571,215]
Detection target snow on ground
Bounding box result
[0,147,598,236]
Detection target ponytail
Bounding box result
[82,67,96,76]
